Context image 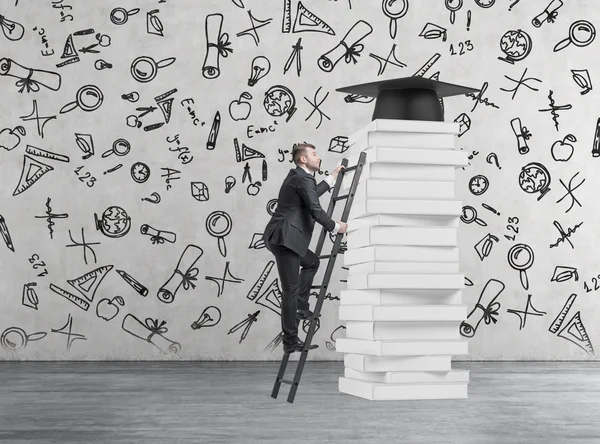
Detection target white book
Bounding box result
[353,179,455,200]
[335,338,469,356]
[344,245,459,266]
[338,377,469,400]
[347,261,460,275]
[342,162,456,189]
[349,198,462,219]
[344,320,461,341]
[339,304,467,322]
[344,367,470,384]
[346,273,464,290]
[344,353,453,372]
[347,226,457,249]
[346,214,459,232]
[348,119,459,144]
[340,289,463,306]
[346,146,468,169]
[350,132,457,151]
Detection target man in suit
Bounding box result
[262,142,348,354]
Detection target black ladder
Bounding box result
[271,151,366,404]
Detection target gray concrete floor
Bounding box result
[0,361,599,444]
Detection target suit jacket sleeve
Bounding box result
[316,174,336,197]
[297,175,336,232]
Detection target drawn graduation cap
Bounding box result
[336,76,479,121]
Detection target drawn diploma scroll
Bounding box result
[459,279,505,338]
[121,314,181,354]
[532,0,563,28]
[157,244,203,303]
[203,13,232,79]
[317,20,373,72]
[0,58,62,93]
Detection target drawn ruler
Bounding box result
[282,0,292,33]
[413,53,440,77]
[549,293,576,333]
[49,283,90,311]
[246,261,274,301]
[26,145,70,163]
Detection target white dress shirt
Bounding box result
[299,165,339,234]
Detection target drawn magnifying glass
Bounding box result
[445,0,463,24]
[553,20,596,52]
[206,211,232,258]
[131,56,176,83]
[102,138,131,158]
[110,7,140,25]
[507,243,534,290]
[461,205,487,226]
[382,0,409,39]
[1,327,46,352]
[59,84,104,114]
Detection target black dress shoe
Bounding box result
[283,339,318,354]
[297,308,314,319]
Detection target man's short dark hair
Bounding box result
[292,142,315,166]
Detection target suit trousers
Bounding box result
[264,240,320,345]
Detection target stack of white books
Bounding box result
[335,118,470,401]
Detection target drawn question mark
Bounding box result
[486,153,501,169]
[141,192,161,204]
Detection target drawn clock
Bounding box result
[468,174,489,195]
[131,162,150,183]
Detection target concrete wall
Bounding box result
[0,0,598,360]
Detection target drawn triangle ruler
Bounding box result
[61,34,79,59]
[257,278,282,314]
[234,138,265,162]
[293,1,335,35]
[49,283,90,311]
[557,311,594,355]
[13,154,54,196]
[156,97,174,124]
[67,265,114,303]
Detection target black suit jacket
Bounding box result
[263,166,335,257]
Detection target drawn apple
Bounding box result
[0,126,25,151]
[551,134,576,162]
[229,92,252,121]
[96,296,125,321]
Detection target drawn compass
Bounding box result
[131,162,150,183]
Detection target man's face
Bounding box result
[302,147,320,171]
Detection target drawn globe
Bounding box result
[518,163,549,194]
[95,205,131,238]
[263,86,294,117]
[499,29,531,61]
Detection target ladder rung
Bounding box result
[343,164,358,172]
[333,193,349,201]
[280,379,295,385]
[310,285,325,289]
[318,254,332,259]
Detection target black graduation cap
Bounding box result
[336,76,480,122]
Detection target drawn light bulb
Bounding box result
[248,56,271,87]
[2,16,25,41]
[191,306,222,329]
[225,176,236,193]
